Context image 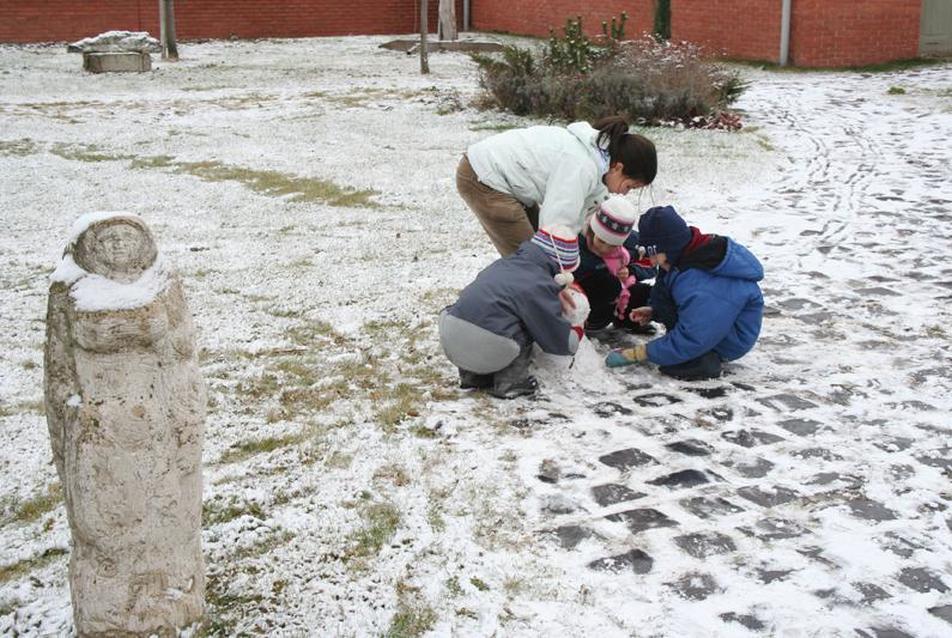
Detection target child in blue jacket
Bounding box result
[439,226,588,398]
[605,205,764,380]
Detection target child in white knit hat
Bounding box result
[574,195,655,333]
[438,225,590,398]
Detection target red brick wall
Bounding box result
[2,0,923,68]
[473,0,656,39]
[669,0,920,67]
[790,0,921,67]
[0,0,452,44]
[671,0,782,61]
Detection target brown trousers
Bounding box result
[456,155,539,257]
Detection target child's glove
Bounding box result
[605,344,647,368]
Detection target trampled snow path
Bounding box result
[0,38,950,637]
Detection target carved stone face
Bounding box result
[74,218,157,283]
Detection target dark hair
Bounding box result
[593,116,657,186]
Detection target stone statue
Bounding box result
[44,212,205,635]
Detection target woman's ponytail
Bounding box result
[593,116,657,186]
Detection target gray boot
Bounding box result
[459,368,493,390]
[489,346,537,399]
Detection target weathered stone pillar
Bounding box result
[44,212,206,636]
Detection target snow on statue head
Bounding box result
[72,215,157,283]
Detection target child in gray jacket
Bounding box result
[439,226,589,398]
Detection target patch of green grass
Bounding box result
[201,527,294,635]
[0,599,17,617]
[308,87,434,108]
[470,576,490,591]
[325,451,353,469]
[887,86,906,95]
[742,126,775,152]
[7,483,62,525]
[277,379,349,417]
[410,424,439,439]
[373,463,411,487]
[218,432,306,464]
[238,371,281,402]
[925,324,947,338]
[386,581,438,638]
[129,154,175,169]
[50,144,130,163]
[446,576,463,597]
[198,572,266,637]
[847,57,942,73]
[0,547,68,584]
[232,529,294,562]
[285,321,346,347]
[202,498,266,526]
[16,399,45,416]
[267,307,304,318]
[335,357,381,389]
[469,122,519,132]
[0,139,39,157]
[274,359,319,385]
[503,576,524,596]
[728,57,942,74]
[386,604,438,638]
[175,160,378,207]
[45,143,375,207]
[427,499,446,532]
[346,501,401,560]
[374,383,421,430]
[420,286,460,307]
[288,257,313,269]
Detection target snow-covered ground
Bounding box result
[1,36,951,637]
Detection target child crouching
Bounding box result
[574,195,655,333]
[439,226,589,399]
[606,205,764,380]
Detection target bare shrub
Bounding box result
[472,18,746,128]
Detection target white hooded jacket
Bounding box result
[466,122,611,234]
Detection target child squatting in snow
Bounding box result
[606,205,765,381]
[573,194,656,334]
[438,226,590,399]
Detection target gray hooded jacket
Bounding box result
[440,242,581,373]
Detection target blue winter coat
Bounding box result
[445,241,580,356]
[646,238,764,366]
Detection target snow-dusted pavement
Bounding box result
[1,37,951,636]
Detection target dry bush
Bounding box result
[473,20,746,128]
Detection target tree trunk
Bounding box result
[420,0,430,74]
[438,0,458,41]
[160,0,179,61]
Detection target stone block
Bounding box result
[83,52,152,73]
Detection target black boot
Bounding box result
[489,375,539,399]
[459,369,493,390]
[659,351,722,381]
[489,346,537,399]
